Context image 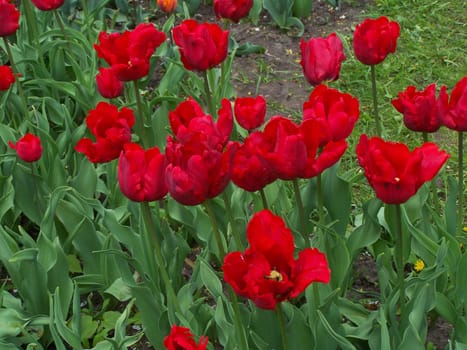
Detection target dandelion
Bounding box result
[413,259,425,273]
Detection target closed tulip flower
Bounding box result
[356,135,449,204]
[438,76,467,131]
[392,84,441,133]
[234,95,266,130]
[96,67,124,99]
[353,16,400,65]
[0,65,15,90]
[30,0,64,11]
[157,0,177,13]
[118,143,168,202]
[163,325,208,350]
[0,0,20,37]
[213,0,253,23]
[303,84,359,142]
[94,23,166,81]
[75,102,135,163]
[223,210,330,310]
[8,133,43,162]
[172,20,229,71]
[300,33,346,86]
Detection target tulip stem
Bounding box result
[204,200,226,260]
[203,70,216,117]
[394,204,405,318]
[21,0,48,72]
[132,80,149,147]
[370,65,382,137]
[292,179,308,247]
[53,10,70,48]
[259,188,269,210]
[140,202,182,317]
[222,192,244,251]
[457,132,464,234]
[228,287,249,350]
[276,304,289,350]
[317,174,325,228]
[423,132,441,215]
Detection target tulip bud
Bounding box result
[157,0,177,13]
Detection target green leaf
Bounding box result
[317,310,357,350]
[199,258,223,299]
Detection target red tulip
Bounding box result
[234,95,266,130]
[303,84,359,142]
[30,0,64,11]
[94,23,166,81]
[96,67,124,99]
[75,102,135,163]
[229,132,276,192]
[157,0,177,13]
[213,0,253,23]
[8,133,43,162]
[261,117,347,180]
[353,16,400,65]
[0,0,19,37]
[223,210,330,310]
[118,143,168,202]
[172,20,229,71]
[163,325,208,350]
[300,33,346,86]
[0,65,15,90]
[356,135,449,204]
[392,84,441,133]
[438,77,467,131]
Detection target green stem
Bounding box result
[3,37,28,125]
[370,65,382,137]
[228,288,249,350]
[276,304,289,350]
[140,202,182,316]
[203,70,216,117]
[292,179,308,246]
[53,10,70,45]
[21,0,47,71]
[133,80,149,147]
[457,132,464,234]
[423,132,441,214]
[222,192,244,250]
[317,174,325,227]
[394,204,405,318]
[259,188,269,210]
[204,200,226,260]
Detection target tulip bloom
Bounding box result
[96,68,124,99]
[303,84,359,142]
[157,0,177,13]
[0,0,20,37]
[172,20,229,71]
[30,0,64,11]
[163,325,208,350]
[0,65,15,90]
[94,23,166,81]
[392,84,441,133]
[300,33,346,86]
[356,135,449,204]
[8,133,43,162]
[213,0,253,23]
[118,143,168,202]
[75,102,135,163]
[234,95,267,130]
[353,16,400,65]
[262,117,347,180]
[223,210,330,310]
[438,76,467,131]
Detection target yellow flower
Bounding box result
[413,259,425,272]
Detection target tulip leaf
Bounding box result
[317,310,357,350]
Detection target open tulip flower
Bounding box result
[94,23,166,81]
[300,33,346,86]
[0,0,20,37]
[0,65,15,90]
[213,0,254,23]
[223,210,330,310]
[118,143,168,202]
[172,20,229,71]
[30,0,64,11]
[8,133,43,162]
[392,84,441,133]
[75,102,135,163]
[438,76,467,131]
[163,325,208,350]
[303,84,360,142]
[356,134,450,204]
[353,16,400,66]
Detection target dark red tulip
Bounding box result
[353,16,400,65]
[172,20,229,71]
[30,0,64,11]
[438,77,467,131]
[0,0,20,37]
[8,133,43,162]
[96,67,124,99]
[223,210,330,310]
[300,33,346,86]
[163,325,208,350]
[213,0,253,23]
[392,84,441,133]
[356,134,450,204]
[234,95,266,130]
[0,65,15,90]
